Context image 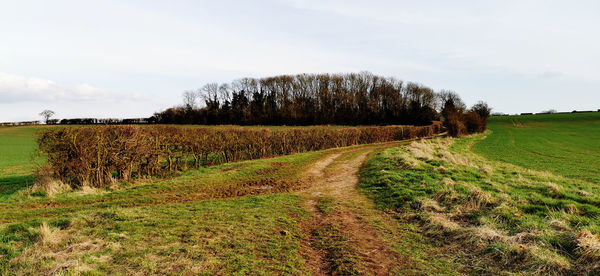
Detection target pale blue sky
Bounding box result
[1,0,599,121]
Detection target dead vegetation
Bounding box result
[37,124,442,188]
[8,219,117,275]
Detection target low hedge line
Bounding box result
[38,124,443,187]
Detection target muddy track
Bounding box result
[298,144,401,275]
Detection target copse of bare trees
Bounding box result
[153,72,441,126]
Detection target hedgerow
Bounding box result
[37,124,443,187]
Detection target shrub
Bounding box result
[38,124,443,187]
[442,101,491,137]
[444,112,467,137]
[465,111,486,134]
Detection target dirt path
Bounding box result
[298,145,401,275]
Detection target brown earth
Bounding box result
[298,144,404,275]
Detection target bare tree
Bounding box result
[182,90,198,111]
[201,83,219,103]
[218,83,231,103]
[155,72,483,127]
[39,110,55,124]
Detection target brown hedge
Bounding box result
[38,124,443,187]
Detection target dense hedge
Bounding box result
[38,124,443,187]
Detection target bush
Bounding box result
[444,112,467,137]
[38,124,444,187]
[465,112,486,134]
[442,101,491,137]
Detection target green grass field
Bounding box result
[359,113,600,274]
[0,126,46,202]
[1,114,598,274]
[360,137,600,274]
[473,113,600,183]
[0,127,331,274]
[0,125,425,274]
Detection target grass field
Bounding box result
[0,125,437,274]
[360,137,600,274]
[0,128,332,274]
[1,114,598,274]
[472,113,600,183]
[0,126,46,202]
[359,113,600,274]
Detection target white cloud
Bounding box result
[0,72,139,103]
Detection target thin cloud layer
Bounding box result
[0,72,149,103]
[0,72,112,103]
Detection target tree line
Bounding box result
[152,72,490,136]
[153,72,444,126]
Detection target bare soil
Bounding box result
[298,146,402,275]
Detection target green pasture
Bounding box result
[473,112,600,183]
[359,136,600,274]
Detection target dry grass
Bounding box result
[438,150,471,166]
[76,185,97,195]
[398,152,422,168]
[505,231,540,245]
[419,198,444,212]
[565,204,579,215]
[528,246,572,273]
[441,178,454,186]
[10,219,117,275]
[576,230,600,263]
[548,219,570,232]
[465,186,495,210]
[437,165,447,174]
[433,188,458,204]
[30,178,71,197]
[463,225,505,246]
[478,165,493,175]
[546,182,562,195]
[408,138,473,167]
[408,140,435,160]
[38,222,62,246]
[427,212,461,232]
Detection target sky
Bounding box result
[1,0,599,122]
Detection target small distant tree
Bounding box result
[541,109,557,114]
[39,110,55,124]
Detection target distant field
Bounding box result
[473,112,600,183]
[0,126,40,173]
[0,126,45,201]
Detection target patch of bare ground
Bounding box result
[298,145,402,275]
